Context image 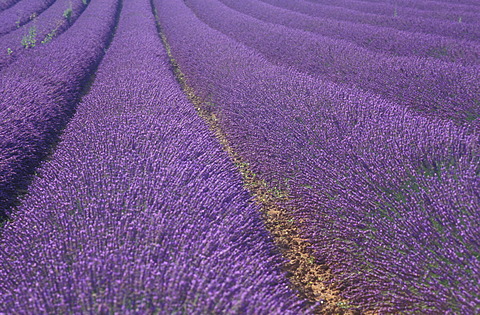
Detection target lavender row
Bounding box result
[0,0,307,312]
[359,0,480,12]
[261,0,480,43]
[0,0,56,36]
[157,0,479,312]
[186,0,480,125]
[423,0,480,7]
[306,0,480,24]
[0,0,119,219]
[0,0,88,71]
[0,0,21,12]
[220,0,480,66]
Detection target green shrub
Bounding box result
[63,7,73,22]
[21,26,37,49]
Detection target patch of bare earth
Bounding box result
[155,18,377,314]
[197,107,365,314]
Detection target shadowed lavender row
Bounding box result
[0,0,307,312]
[306,0,480,24]
[0,0,119,219]
[0,0,87,70]
[261,0,480,43]
[220,0,480,66]
[157,0,479,312]
[0,0,21,12]
[0,0,56,36]
[186,0,480,125]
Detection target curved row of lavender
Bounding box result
[0,0,119,219]
[306,0,480,24]
[0,0,307,312]
[338,0,480,13]
[157,0,479,312]
[0,0,21,12]
[366,0,480,8]
[424,0,480,7]
[0,0,56,36]
[0,0,88,70]
[220,0,480,66]
[261,0,480,43]
[186,0,480,126]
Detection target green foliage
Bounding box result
[42,4,72,45]
[82,0,89,5]
[7,48,13,55]
[20,13,38,49]
[63,7,73,22]
[41,29,57,44]
[336,301,355,309]
[41,20,62,44]
[21,26,37,48]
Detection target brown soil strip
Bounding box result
[153,7,375,314]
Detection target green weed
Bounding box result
[41,20,63,44]
[21,25,37,48]
[63,6,73,22]
[41,30,56,44]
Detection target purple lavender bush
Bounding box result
[0,0,120,219]
[428,0,480,7]
[307,0,480,24]
[0,0,307,312]
[0,0,21,12]
[156,0,480,312]
[261,0,480,43]
[0,0,88,70]
[186,0,480,125]
[0,0,56,36]
[219,0,480,66]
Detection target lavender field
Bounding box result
[0,0,478,313]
